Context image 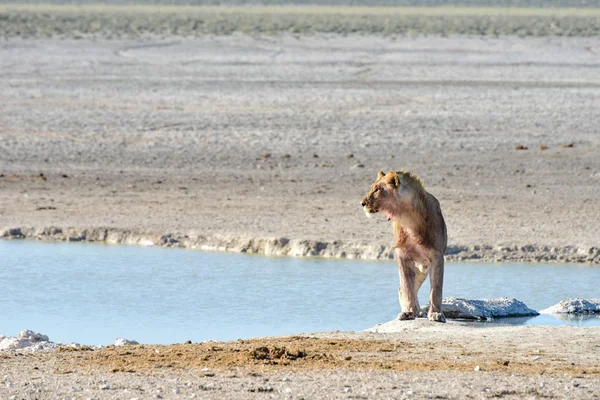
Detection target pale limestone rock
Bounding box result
[18,329,49,342]
[0,331,65,352]
[425,297,539,320]
[368,298,538,332]
[539,298,600,314]
[0,337,29,351]
[115,337,139,346]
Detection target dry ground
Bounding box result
[1,34,599,262]
[2,322,600,399]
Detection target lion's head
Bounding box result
[361,170,425,221]
[361,171,400,221]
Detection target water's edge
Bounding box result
[2,226,599,264]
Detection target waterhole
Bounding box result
[1,240,598,344]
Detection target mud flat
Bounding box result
[1,33,599,263]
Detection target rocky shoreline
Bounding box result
[2,226,599,264]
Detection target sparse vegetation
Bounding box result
[3,0,600,6]
[0,4,599,38]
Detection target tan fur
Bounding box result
[361,170,447,323]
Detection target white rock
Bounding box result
[115,338,139,346]
[474,365,481,371]
[0,330,59,352]
[0,337,31,351]
[18,330,49,342]
[367,298,538,332]
[2,338,59,352]
[422,297,539,320]
[539,299,600,314]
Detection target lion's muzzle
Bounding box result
[361,200,378,218]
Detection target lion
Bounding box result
[361,170,447,323]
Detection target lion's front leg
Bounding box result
[428,253,446,323]
[396,252,418,320]
[414,269,428,317]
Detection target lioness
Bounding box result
[361,170,447,323]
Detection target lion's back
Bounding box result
[425,191,447,254]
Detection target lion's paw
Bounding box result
[398,312,416,321]
[428,311,446,323]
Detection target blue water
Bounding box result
[0,240,599,345]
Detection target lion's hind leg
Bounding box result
[427,253,446,323]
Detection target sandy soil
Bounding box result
[2,321,600,399]
[1,34,599,262]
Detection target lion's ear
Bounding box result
[385,171,399,188]
[377,171,385,180]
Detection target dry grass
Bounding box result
[1,4,599,16]
[1,4,599,38]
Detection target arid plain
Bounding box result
[1,4,600,399]
[1,30,599,262]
